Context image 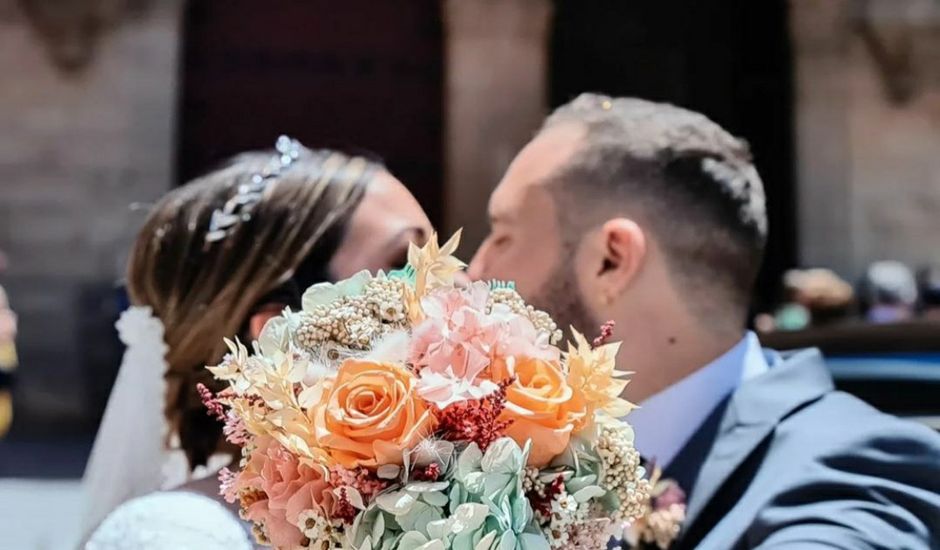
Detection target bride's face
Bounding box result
[328,171,434,278]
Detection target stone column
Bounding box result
[790,0,855,276]
[0,0,183,432]
[790,0,940,279]
[442,0,553,253]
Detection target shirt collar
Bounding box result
[627,331,769,468]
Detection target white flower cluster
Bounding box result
[296,277,408,350]
[521,466,543,495]
[487,287,562,344]
[639,503,686,550]
[297,510,344,549]
[566,518,614,548]
[596,423,651,523]
[544,489,582,548]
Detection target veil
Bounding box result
[80,306,180,538]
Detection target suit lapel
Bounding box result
[679,348,834,534]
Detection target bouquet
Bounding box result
[202,232,651,550]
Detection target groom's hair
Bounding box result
[542,93,767,318]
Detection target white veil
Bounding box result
[80,306,180,539]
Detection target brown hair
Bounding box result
[127,147,376,468]
[543,93,767,319]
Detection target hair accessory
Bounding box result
[205,135,301,244]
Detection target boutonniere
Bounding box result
[622,466,687,549]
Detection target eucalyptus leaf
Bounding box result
[458,443,483,480]
[473,531,498,550]
[377,464,402,480]
[451,503,489,534]
[422,490,449,507]
[372,512,386,545]
[497,530,517,550]
[376,490,418,515]
[407,481,451,493]
[397,501,443,534]
[397,531,430,550]
[565,474,597,494]
[517,533,551,550]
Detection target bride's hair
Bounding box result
[127,146,377,469]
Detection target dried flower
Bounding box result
[565,329,635,426]
[197,382,226,422]
[218,467,238,503]
[436,378,514,451]
[593,320,616,347]
[222,410,250,446]
[412,463,442,482]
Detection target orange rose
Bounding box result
[310,360,436,469]
[491,357,586,467]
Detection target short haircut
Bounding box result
[543,93,767,315]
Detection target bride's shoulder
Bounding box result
[85,491,252,550]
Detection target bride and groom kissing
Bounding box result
[83,94,940,549]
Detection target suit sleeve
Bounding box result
[747,421,940,550]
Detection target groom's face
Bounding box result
[469,124,598,334]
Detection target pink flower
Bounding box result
[237,436,334,547]
[410,283,558,408]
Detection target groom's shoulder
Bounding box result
[778,384,940,467]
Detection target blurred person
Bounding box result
[469,94,940,549]
[83,137,432,549]
[917,264,940,320]
[761,268,855,332]
[859,260,918,324]
[0,253,17,439]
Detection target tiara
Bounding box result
[205,135,301,244]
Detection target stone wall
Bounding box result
[0,0,182,435]
[792,0,940,280]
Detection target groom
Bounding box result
[468,94,940,549]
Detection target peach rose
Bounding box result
[491,357,586,467]
[311,360,436,469]
[239,436,333,548]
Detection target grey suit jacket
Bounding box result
[669,348,940,550]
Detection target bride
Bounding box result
[83,137,433,549]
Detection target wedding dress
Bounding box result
[85,491,253,550]
[82,307,251,548]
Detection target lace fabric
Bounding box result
[85,492,252,550]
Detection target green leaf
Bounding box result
[422,490,449,508]
[397,501,443,535]
[397,532,430,550]
[564,474,597,494]
[407,481,451,493]
[497,530,517,550]
[572,485,606,503]
[517,533,551,550]
[376,490,418,515]
[458,444,483,480]
[473,531,498,550]
[451,503,490,534]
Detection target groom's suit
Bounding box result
[663,347,940,550]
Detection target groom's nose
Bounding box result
[467,241,489,281]
[453,271,471,288]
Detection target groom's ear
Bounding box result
[598,218,647,298]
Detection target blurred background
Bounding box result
[1,0,939,547]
